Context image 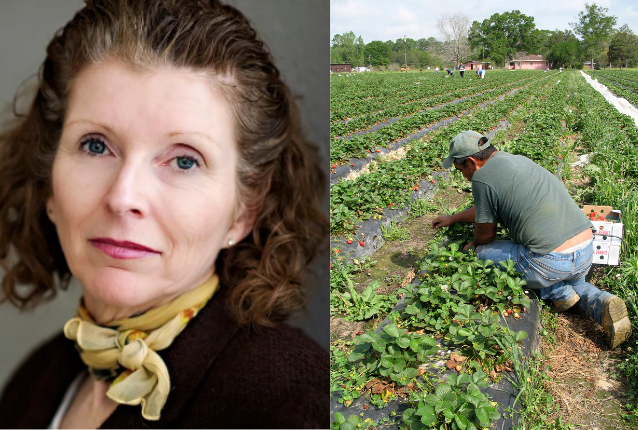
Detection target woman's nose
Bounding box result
[104,163,150,217]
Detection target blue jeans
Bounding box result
[476,240,612,324]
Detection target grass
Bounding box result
[380,221,410,241]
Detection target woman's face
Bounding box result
[48,59,254,321]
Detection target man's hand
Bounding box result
[432,215,455,229]
[463,240,477,251]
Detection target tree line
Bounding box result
[331,3,638,70]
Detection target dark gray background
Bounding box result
[0,0,329,392]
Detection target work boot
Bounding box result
[571,282,632,349]
[602,296,632,350]
[550,293,580,313]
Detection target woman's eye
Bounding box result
[80,137,111,155]
[171,156,200,171]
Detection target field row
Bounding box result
[586,71,638,108]
[331,74,556,164]
[330,71,554,121]
[330,75,535,139]
[330,72,583,430]
[330,74,562,235]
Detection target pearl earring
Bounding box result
[228,239,235,246]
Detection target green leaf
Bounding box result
[458,328,472,337]
[396,336,411,349]
[447,373,458,385]
[346,415,362,425]
[473,370,487,384]
[340,422,356,430]
[333,412,345,425]
[383,323,401,338]
[348,352,364,362]
[455,414,469,430]
[435,383,452,399]
[515,331,528,341]
[393,358,406,372]
[424,394,440,406]
[458,373,471,385]
[381,357,394,369]
[475,407,491,427]
[420,408,437,426]
[403,367,418,380]
[410,338,422,352]
[435,400,452,414]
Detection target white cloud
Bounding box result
[331,0,638,44]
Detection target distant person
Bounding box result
[459,64,465,78]
[477,69,485,79]
[435,66,439,74]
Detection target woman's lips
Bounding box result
[89,238,160,260]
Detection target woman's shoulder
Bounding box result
[182,322,329,428]
[0,332,83,428]
[220,322,328,387]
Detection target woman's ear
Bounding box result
[225,204,257,248]
[46,196,56,225]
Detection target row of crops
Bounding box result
[330,71,557,163]
[585,70,638,108]
[331,72,561,236]
[330,70,638,429]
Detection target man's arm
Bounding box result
[463,222,497,251]
[432,206,476,229]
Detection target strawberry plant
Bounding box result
[335,279,394,322]
[331,413,376,430]
[348,322,439,386]
[402,371,499,430]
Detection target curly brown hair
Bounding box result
[0,0,327,327]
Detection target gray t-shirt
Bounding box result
[471,151,592,255]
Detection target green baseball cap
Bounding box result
[442,130,488,169]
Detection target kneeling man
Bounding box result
[432,130,632,349]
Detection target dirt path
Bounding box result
[541,308,635,429]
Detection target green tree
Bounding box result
[570,3,617,69]
[468,11,537,67]
[364,40,390,67]
[545,30,585,68]
[608,25,638,68]
[331,31,365,67]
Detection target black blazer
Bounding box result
[0,288,329,428]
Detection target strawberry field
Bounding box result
[330,70,638,430]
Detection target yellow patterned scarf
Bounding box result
[63,275,219,421]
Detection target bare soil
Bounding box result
[540,310,636,429]
[350,185,470,296]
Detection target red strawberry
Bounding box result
[346,239,353,244]
[335,249,341,253]
[350,163,354,167]
[359,240,365,247]
[330,263,332,269]
[332,163,337,168]
[558,155,562,159]
[390,203,394,206]
[342,384,346,388]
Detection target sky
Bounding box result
[330,0,638,45]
